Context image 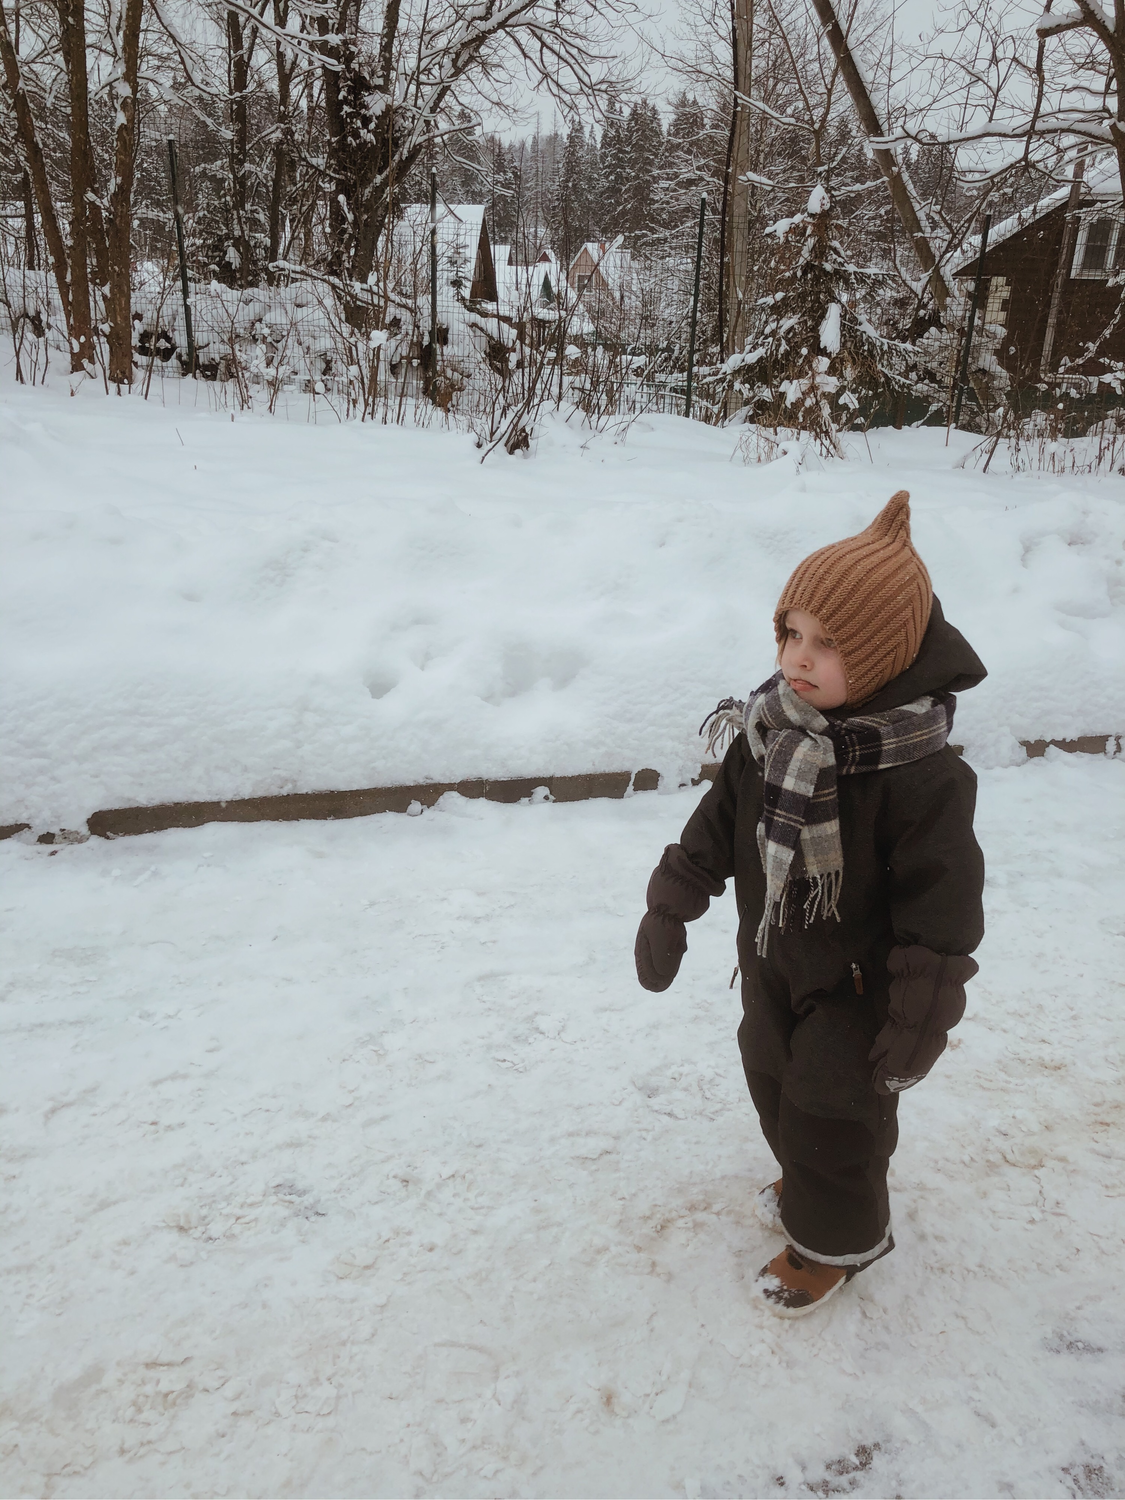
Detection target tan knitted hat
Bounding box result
[774,490,933,706]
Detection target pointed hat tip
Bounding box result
[870,489,911,540]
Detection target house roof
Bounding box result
[392,202,497,307]
[949,158,1121,275]
[494,249,566,317]
[569,237,634,295]
[395,203,486,274]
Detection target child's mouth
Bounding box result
[789,678,816,692]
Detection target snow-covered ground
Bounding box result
[2,379,1124,833]
[2,751,1123,1499]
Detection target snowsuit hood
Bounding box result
[847,595,986,716]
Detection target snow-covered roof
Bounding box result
[396,203,486,273]
[568,237,635,298]
[392,202,495,306]
[487,245,567,318]
[949,159,1120,274]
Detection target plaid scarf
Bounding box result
[701,671,954,953]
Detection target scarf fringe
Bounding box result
[804,868,842,927]
[755,868,843,955]
[698,697,746,760]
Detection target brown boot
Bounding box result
[753,1246,856,1318]
[753,1178,784,1234]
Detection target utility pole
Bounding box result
[685,194,707,419]
[719,0,753,359]
[808,0,952,315]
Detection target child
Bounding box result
[635,491,985,1317]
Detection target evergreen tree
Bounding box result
[597,102,630,237]
[487,141,522,244]
[659,94,710,216]
[622,101,664,236]
[442,112,487,203]
[719,185,909,454]
[551,119,597,264]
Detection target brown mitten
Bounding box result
[635,909,687,992]
[635,845,725,993]
[870,945,979,1094]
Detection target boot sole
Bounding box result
[754,1268,853,1319]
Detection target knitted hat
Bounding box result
[774,490,933,706]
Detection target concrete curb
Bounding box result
[6,736,1122,845]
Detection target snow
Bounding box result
[819,301,842,355]
[2,751,1123,1496]
[3,382,1124,833]
[807,183,832,216]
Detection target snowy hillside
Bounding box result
[2,381,1124,832]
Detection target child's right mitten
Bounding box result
[635,844,724,992]
[870,945,979,1093]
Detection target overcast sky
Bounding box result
[482,0,951,139]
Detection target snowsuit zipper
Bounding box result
[850,962,863,995]
[904,954,948,1071]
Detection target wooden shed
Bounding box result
[954,164,1125,383]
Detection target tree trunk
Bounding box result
[21,169,37,268]
[105,0,144,385]
[315,4,351,275]
[0,0,74,335]
[267,0,293,273]
[57,0,96,370]
[723,0,753,359]
[226,7,255,285]
[807,0,952,314]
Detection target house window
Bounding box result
[576,274,592,295]
[1072,214,1125,278]
[983,275,1010,328]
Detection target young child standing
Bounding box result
[635,491,985,1317]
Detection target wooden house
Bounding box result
[567,237,635,307]
[953,162,1125,383]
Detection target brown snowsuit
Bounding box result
[635,598,986,1264]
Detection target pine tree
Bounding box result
[487,141,522,244]
[551,119,597,265]
[622,101,664,237]
[659,94,711,216]
[720,184,909,455]
[597,102,630,237]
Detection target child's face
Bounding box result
[778,608,849,710]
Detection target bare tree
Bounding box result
[1,0,147,380]
[298,0,633,293]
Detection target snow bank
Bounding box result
[1,754,1122,1496]
[2,379,1124,829]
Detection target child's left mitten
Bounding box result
[870,945,979,1094]
[635,844,725,992]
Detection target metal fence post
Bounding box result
[953,213,991,428]
[166,138,196,377]
[427,168,438,394]
[685,193,707,419]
